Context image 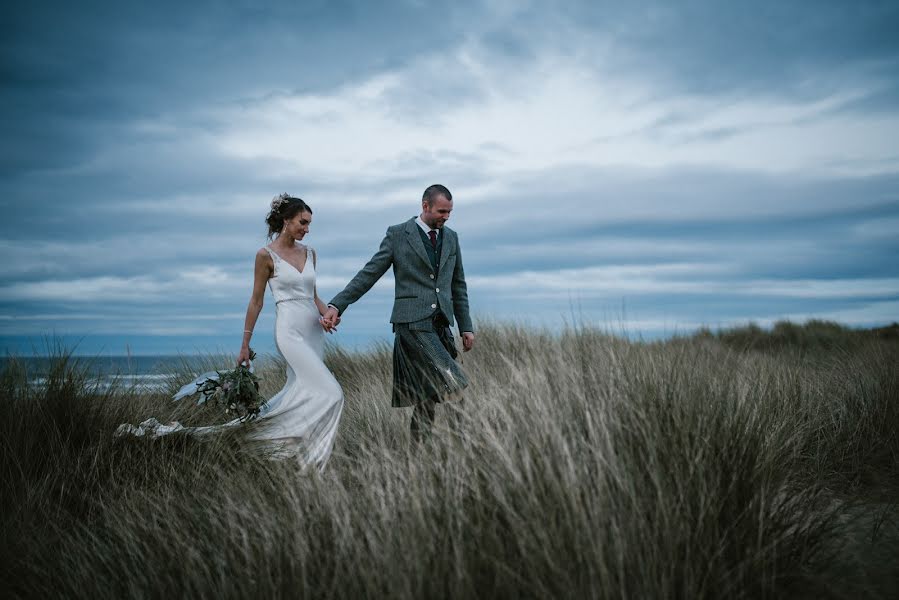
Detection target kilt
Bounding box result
[392,313,469,408]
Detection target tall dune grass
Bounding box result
[1,321,897,598]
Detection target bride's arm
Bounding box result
[312,248,327,316]
[237,249,273,365]
[311,249,339,331]
[314,292,327,317]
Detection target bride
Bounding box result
[119,194,344,471]
[237,193,344,467]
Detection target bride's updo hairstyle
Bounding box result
[266,193,313,239]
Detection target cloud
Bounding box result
[468,265,899,299]
[2,1,898,353]
[203,42,899,183]
[0,266,242,303]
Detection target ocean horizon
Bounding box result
[1,354,231,393]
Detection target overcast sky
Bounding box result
[2,0,898,356]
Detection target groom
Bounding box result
[323,184,474,441]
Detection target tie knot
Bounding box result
[428,229,437,249]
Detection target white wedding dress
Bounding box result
[118,243,344,471]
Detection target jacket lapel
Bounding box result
[438,228,453,273]
[404,219,434,272]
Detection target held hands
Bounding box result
[320,306,341,333]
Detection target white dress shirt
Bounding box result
[416,215,439,238]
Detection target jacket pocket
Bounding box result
[395,295,416,299]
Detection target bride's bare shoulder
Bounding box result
[255,247,275,267]
[295,241,316,263]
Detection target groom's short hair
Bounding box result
[422,184,452,206]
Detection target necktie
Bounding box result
[428,230,437,250]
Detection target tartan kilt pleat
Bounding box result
[392,321,468,407]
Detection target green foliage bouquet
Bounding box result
[195,349,267,421]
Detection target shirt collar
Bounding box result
[416,215,439,236]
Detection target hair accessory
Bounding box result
[270,193,291,212]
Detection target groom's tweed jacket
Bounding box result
[329,218,473,333]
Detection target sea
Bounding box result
[1,355,216,394]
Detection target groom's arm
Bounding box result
[451,241,474,334]
[328,228,394,315]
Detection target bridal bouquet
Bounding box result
[193,349,267,421]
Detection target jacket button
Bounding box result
[435,288,440,292]
[429,274,435,279]
[431,303,437,309]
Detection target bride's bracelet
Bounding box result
[243,329,253,336]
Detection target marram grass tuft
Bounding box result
[1,321,897,598]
